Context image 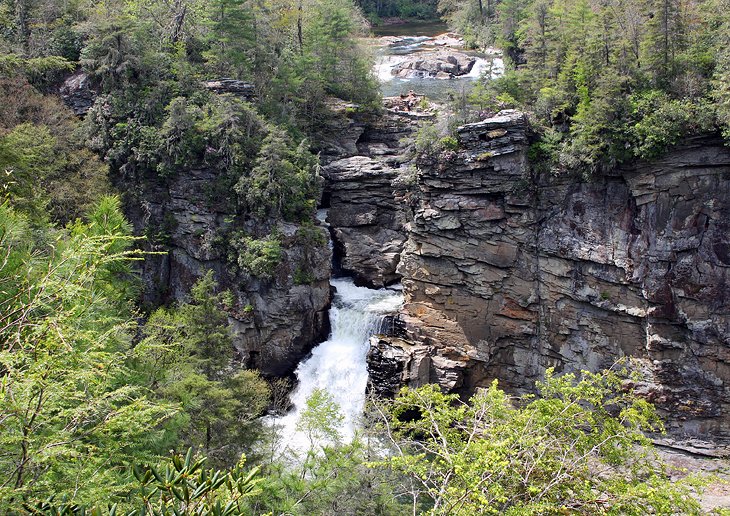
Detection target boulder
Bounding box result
[391,51,476,79]
[432,32,464,48]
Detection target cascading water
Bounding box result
[271,278,403,454]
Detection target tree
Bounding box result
[0,198,174,510]
[204,0,257,78]
[374,368,703,515]
[135,271,271,467]
[236,129,320,222]
[295,388,345,450]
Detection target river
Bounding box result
[371,21,504,100]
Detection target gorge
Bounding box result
[90,26,730,447]
[9,0,730,510]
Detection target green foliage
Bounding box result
[629,91,716,160]
[135,271,271,467]
[0,199,173,511]
[414,123,461,158]
[375,368,703,515]
[356,0,438,20]
[131,449,263,514]
[0,122,57,219]
[0,54,74,85]
[455,0,728,174]
[236,130,321,221]
[438,135,459,150]
[24,449,263,515]
[293,267,316,284]
[231,233,283,279]
[0,79,111,225]
[295,388,345,447]
[414,122,442,156]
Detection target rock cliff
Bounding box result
[119,160,331,377]
[320,106,423,287]
[373,110,730,439]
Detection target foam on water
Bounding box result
[269,278,403,454]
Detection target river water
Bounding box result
[371,22,504,100]
[271,278,403,454]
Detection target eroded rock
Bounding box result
[322,156,408,287]
[391,51,476,79]
[60,71,96,116]
[393,110,730,439]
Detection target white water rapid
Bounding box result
[270,278,403,454]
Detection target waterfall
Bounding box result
[270,278,403,454]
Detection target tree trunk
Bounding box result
[298,0,304,55]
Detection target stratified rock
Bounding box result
[367,336,467,396]
[396,109,730,439]
[367,336,429,397]
[313,98,366,163]
[391,51,476,79]
[60,71,96,116]
[203,78,256,98]
[322,156,408,287]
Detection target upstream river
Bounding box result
[370,21,504,100]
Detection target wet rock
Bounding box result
[367,336,430,397]
[391,51,476,79]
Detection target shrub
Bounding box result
[374,367,704,515]
[236,233,283,279]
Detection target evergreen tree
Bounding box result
[0,199,174,510]
[136,271,271,467]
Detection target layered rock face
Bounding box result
[120,165,332,377]
[320,107,423,287]
[322,157,407,287]
[383,110,730,438]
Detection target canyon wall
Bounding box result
[321,105,425,287]
[118,157,332,378]
[370,110,730,438]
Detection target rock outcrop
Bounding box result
[120,166,331,377]
[202,79,256,99]
[322,156,407,287]
[379,109,730,439]
[60,71,96,116]
[391,51,476,79]
[318,105,425,288]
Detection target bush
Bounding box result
[629,92,716,160]
[236,233,283,279]
[415,123,461,158]
[374,367,704,515]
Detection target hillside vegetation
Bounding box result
[442,0,730,174]
[0,0,725,513]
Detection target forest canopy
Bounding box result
[442,0,730,174]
